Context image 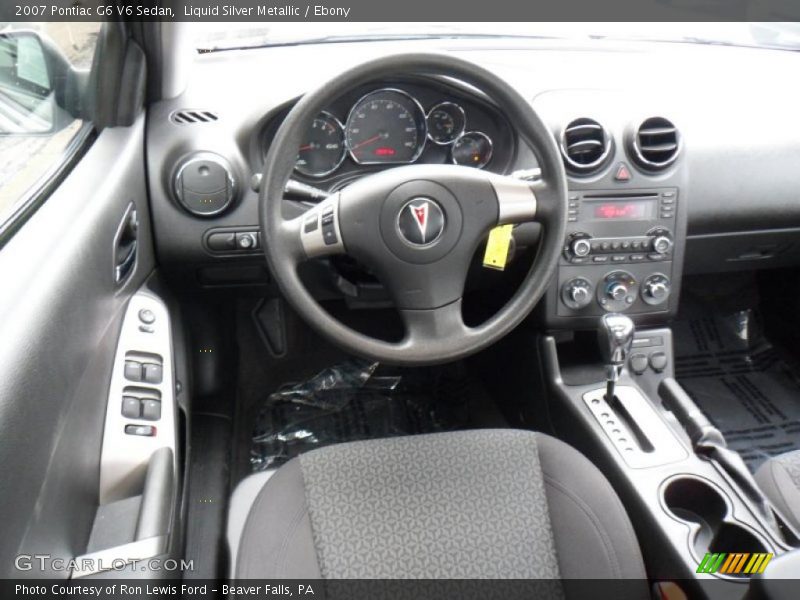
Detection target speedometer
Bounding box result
[345,89,427,164]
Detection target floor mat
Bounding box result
[674,309,800,472]
[250,358,504,471]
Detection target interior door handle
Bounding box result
[114,203,138,285]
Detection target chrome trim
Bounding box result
[631,117,682,170]
[70,535,168,578]
[345,88,428,165]
[451,130,493,169]
[294,110,347,178]
[172,151,236,217]
[490,175,537,224]
[559,118,613,174]
[425,101,467,145]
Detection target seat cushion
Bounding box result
[755,449,800,531]
[233,429,647,591]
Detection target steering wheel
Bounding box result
[259,54,567,366]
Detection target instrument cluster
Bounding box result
[261,82,514,186]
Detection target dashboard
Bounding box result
[145,37,800,328]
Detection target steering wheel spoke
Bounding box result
[400,300,471,347]
[489,173,540,226]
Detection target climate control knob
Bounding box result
[641,274,671,305]
[597,271,638,312]
[571,238,592,258]
[652,235,673,255]
[561,277,594,310]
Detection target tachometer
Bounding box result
[295,112,346,178]
[345,89,427,164]
[452,131,493,169]
[426,102,466,145]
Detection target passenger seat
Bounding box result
[755,450,800,531]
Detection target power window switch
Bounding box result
[121,396,142,419]
[124,361,142,381]
[141,400,161,421]
[143,363,163,384]
[125,424,156,437]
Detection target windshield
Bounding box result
[195,22,800,52]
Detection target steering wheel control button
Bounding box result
[124,360,142,382]
[141,400,162,421]
[630,354,649,375]
[121,396,142,419]
[143,363,163,384]
[138,309,156,325]
[125,424,156,437]
[397,198,445,246]
[649,352,668,372]
[321,209,338,245]
[304,217,319,233]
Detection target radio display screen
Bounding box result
[585,199,656,220]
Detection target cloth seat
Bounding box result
[755,449,800,532]
[229,429,647,597]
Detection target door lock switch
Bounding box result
[125,424,156,437]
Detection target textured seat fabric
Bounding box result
[755,449,800,531]
[233,429,647,595]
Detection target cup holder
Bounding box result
[662,476,770,577]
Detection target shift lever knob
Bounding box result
[598,313,635,400]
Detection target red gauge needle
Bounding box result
[298,144,313,151]
[350,134,383,151]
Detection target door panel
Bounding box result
[0,115,154,577]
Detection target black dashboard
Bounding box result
[145,37,800,329]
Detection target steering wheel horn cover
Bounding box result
[260,53,568,365]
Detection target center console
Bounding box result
[543,184,687,329]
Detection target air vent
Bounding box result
[560,118,612,174]
[170,110,219,125]
[631,117,680,170]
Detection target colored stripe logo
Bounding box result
[696,552,773,575]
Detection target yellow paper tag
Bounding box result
[483,225,513,271]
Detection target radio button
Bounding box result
[593,255,609,263]
[571,238,592,257]
[612,255,627,262]
[630,254,646,262]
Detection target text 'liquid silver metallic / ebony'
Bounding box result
[396,197,446,246]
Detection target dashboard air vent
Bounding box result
[632,117,680,169]
[170,110,219,125]
[560,118,612,174]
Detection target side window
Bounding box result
[0,23,101,234]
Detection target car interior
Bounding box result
[3,19,800,599]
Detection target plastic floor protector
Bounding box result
[250,359,490,471]
[674,309,800,472]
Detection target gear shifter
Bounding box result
[598,313,635,401]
